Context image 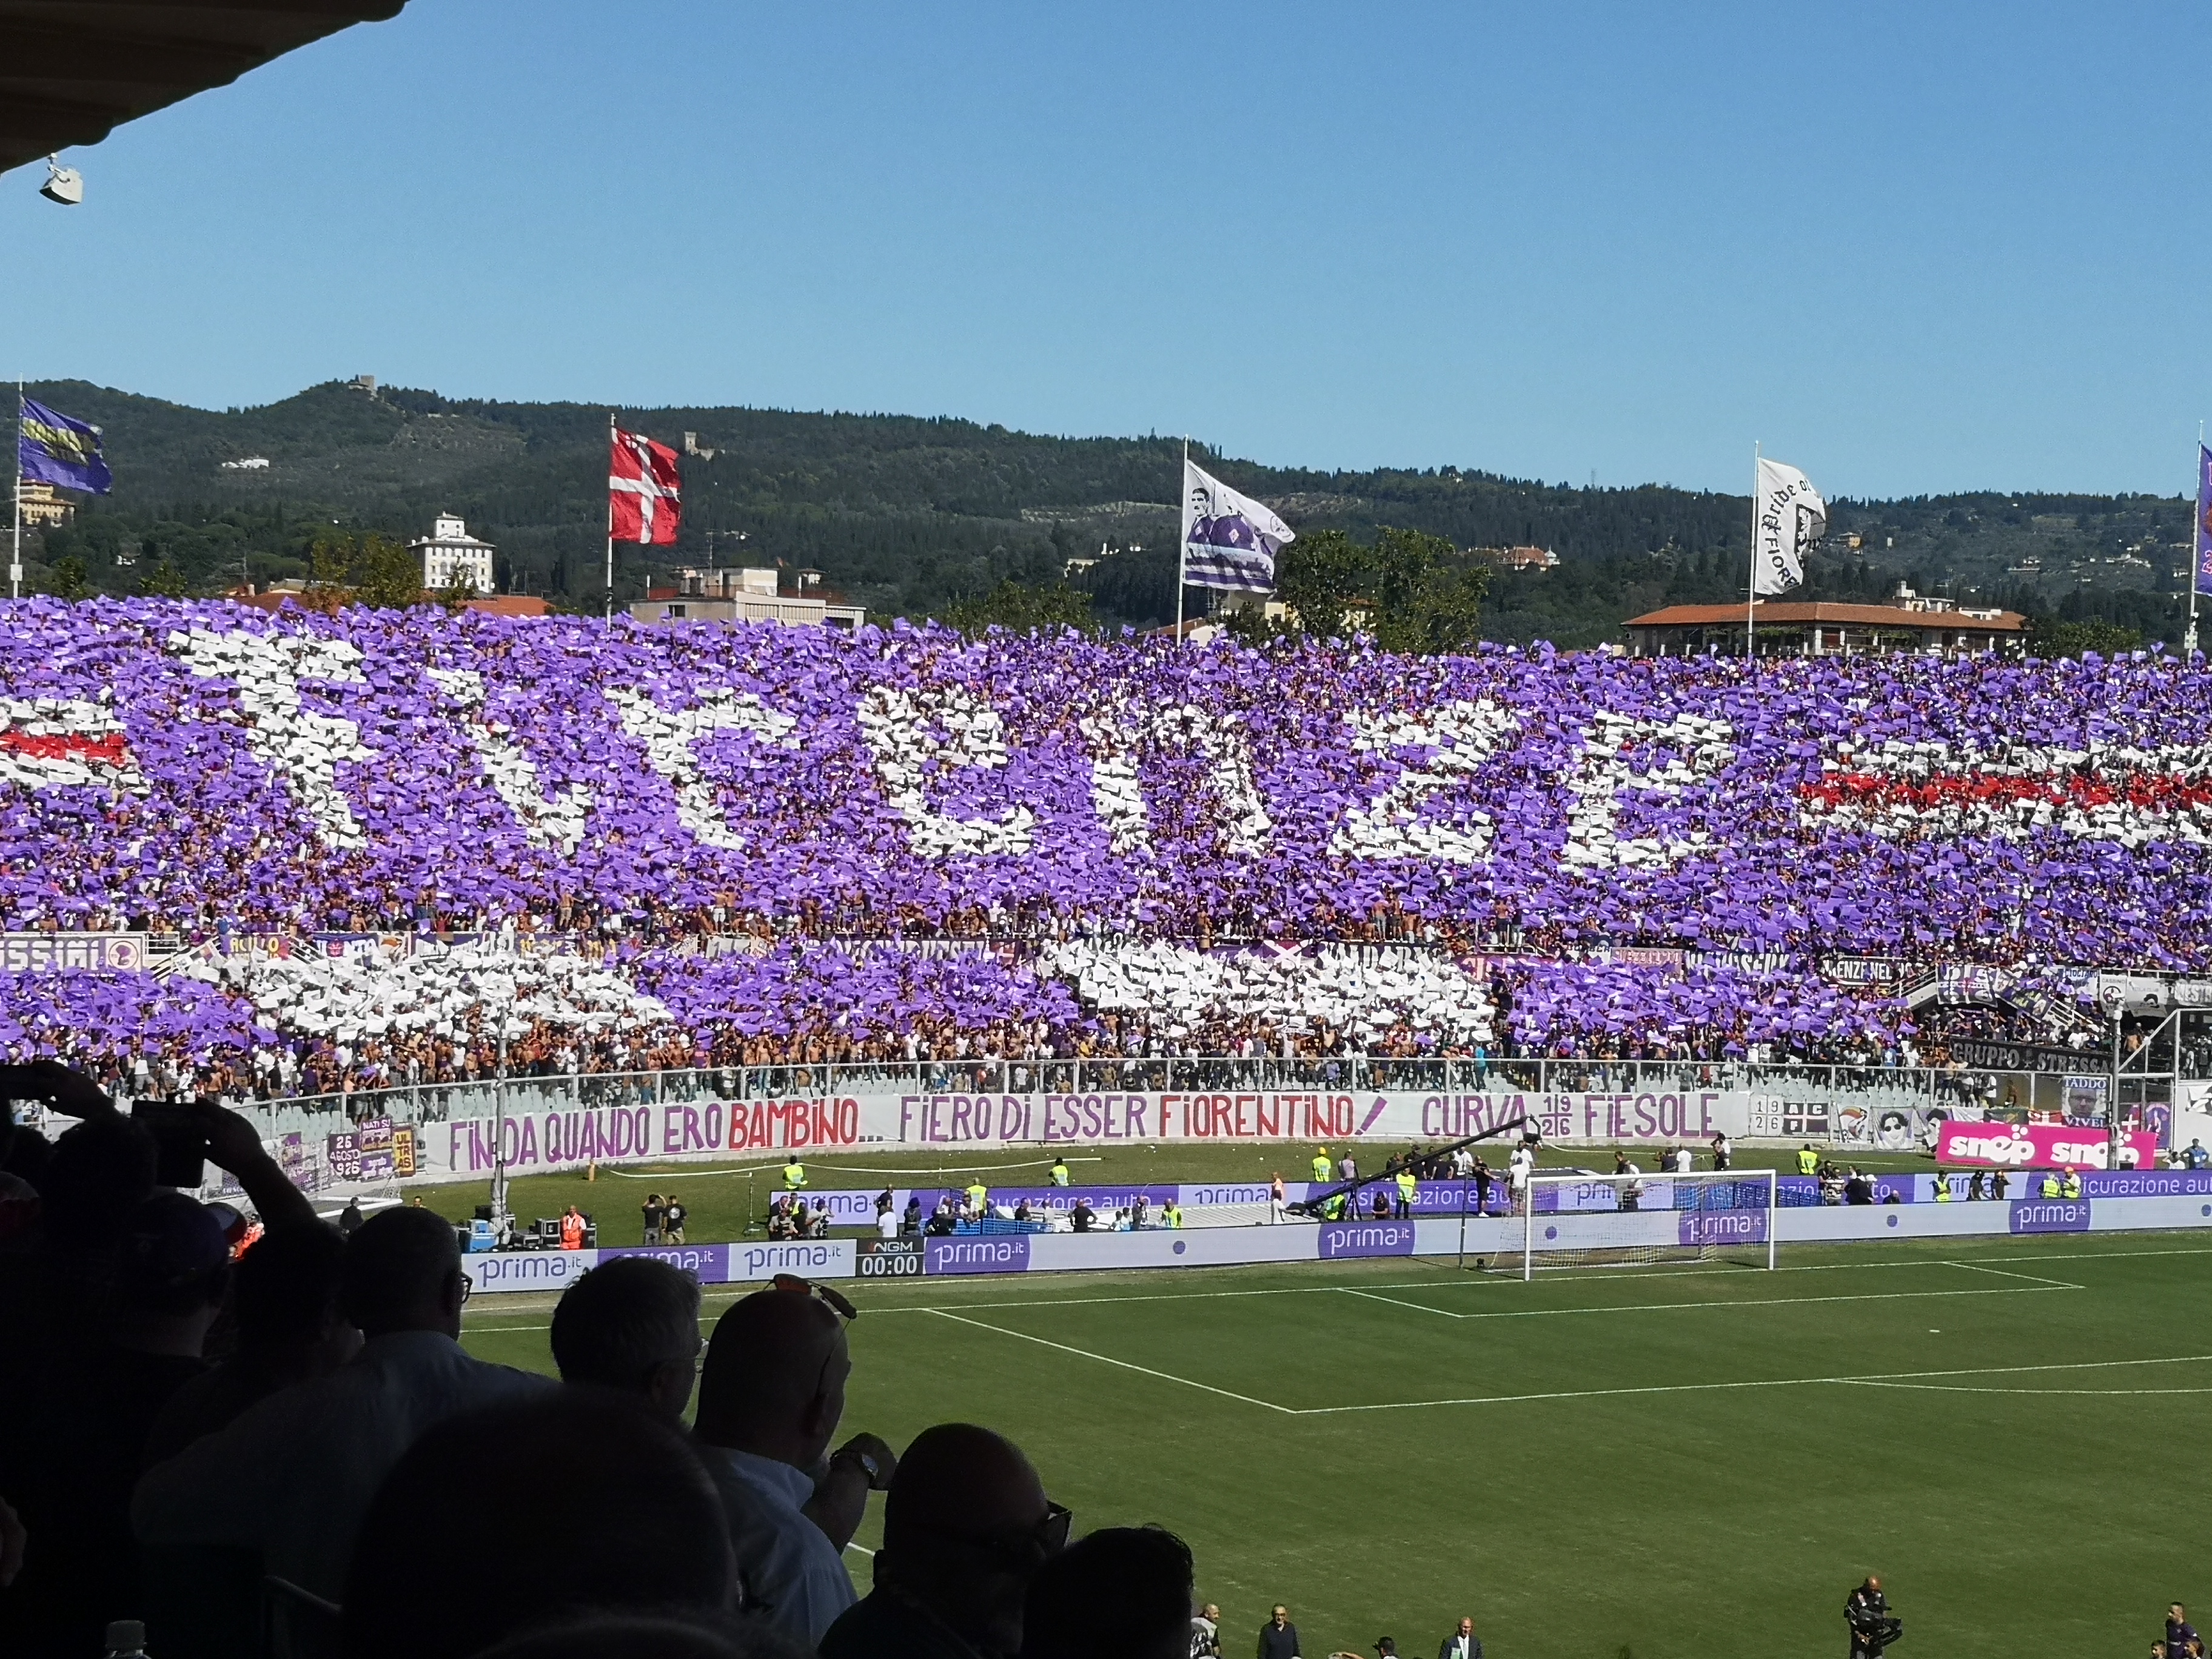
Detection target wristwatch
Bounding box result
[833,1446,883,1485]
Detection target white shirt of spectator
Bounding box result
[704,1445,856,1644]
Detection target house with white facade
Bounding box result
[407,514,495,593]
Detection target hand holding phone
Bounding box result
[0,1061,118,1119]
[132,1101,209,1188]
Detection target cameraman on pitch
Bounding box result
[1846,1575,1902,1659]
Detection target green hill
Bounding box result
[14,378,2195,648]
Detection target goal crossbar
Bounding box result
[1521,1169,1777,1279]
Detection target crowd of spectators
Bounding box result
[0,941,2136,1106]
[8,604,2212,1098]
[10,603,2212,954]
[0,1058,1210,1659]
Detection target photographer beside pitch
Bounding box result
[1846,1575,1902,1658]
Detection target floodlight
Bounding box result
[40,156,82,206]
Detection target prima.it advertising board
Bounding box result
[462,1237,856,1296]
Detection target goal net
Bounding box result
[1518,1170,1776,1279]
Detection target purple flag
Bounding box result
[2196,443,2212,596]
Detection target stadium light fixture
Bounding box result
[39,155,83,206]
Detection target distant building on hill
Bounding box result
[1625,588,2027,659]
[15,481,73,528]
[1490,544,1559,571]
[407,514,495,593]
[631,567,865,630]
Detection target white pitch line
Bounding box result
[1295,1353,2212,1415]
[470,1275,2070,1337]
[1938,1259,2083,1290]
[1834,1381,2212,1397]
[863,1242,2206,1318]
[461,1240,2212,1334]
[844,1543,875,1557]
[922,1306,1298,1415]
[1339,1288,1462,1317]
[1338,1282,2076,1322]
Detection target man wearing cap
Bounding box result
[1438,1616,1482,1659]
[1310,1148,1333,1184]
[133,1205,551,1612]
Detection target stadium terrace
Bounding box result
[0,599,2208,1092]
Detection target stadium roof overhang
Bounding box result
[0,1,408,176]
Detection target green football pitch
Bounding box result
[459,1232,2212,1659]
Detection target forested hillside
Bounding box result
[15,378,2196,648]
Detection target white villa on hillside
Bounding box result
[408,514,495,593]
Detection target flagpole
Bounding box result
[1176,436,1188,643]
[2190,421,2203,661]
[604,411,615,623]
[1745,440,1759,661]
[11,383,22,601]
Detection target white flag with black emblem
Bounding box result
[1752,457,1828,595]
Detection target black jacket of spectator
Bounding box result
[1258,1620,1299,1659]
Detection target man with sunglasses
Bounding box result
[694,1278,895,1646]
[823,1423,1065,1659]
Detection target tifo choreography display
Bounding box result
[0,599,2208,1097]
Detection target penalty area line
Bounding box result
[1299,1353,2212,1415]
[921,1306,1299,1415]
[1333,1281,2077,1322]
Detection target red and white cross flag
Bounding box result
[609,427,683,545]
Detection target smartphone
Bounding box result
[133,1100,207,1188]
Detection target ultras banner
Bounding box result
[410,1085,1778,1183]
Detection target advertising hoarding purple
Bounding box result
[730,1239,853,1282]
[1679,1208,1769,1246]
[927,1235,1033,1275]
[1316,1219,1418,1259]
[2008,1199,2092,1234]
[600,1242,730,1281]
[464,1248,597,1296]
[911,1184,1176,1216]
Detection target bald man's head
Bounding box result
[881,1425,1055,1659]
[885,1424,1047,1546]
[693,1288,848,1470]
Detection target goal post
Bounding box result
[1520,1169,1777,1279]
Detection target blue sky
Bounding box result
[2,1,2207,498]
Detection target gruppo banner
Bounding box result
[1934,1119,2157,1171]
[411,1085,1771,1184]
